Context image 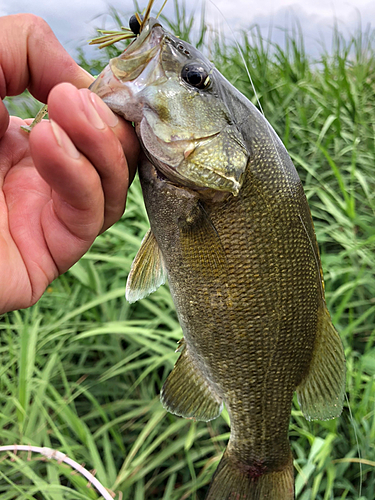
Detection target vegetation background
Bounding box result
[1,1,375,498]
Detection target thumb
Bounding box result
[0,99,10,139]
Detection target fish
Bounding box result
[90,12,346,500]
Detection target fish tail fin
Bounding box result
[205,448,294,500]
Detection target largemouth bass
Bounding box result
[90,15,346,500]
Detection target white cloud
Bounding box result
[2,0,374,60]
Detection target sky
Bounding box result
[2,0,374,61]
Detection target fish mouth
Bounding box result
[121,18,163,59]
[89,18,165,99]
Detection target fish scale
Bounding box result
[140,155,312,467]
[90,15,346,499]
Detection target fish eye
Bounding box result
[181,63,211,90]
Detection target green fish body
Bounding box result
[90,18,345,499]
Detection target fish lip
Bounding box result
[89,18,165,102]
[108,17,164,81]
[122,18,163,57]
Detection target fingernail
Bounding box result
[50,120,80,159]
[80,67,95,80]
[80,90,105,129]
[90,92,119,128]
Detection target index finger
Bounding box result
[0,14,93,102]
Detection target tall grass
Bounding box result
[2,2,375,498]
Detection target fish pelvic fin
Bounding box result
[160,342,223,422]
[205,448,294,500]
[296,306,346,421]
[125,229,166,303]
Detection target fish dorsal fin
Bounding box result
[125,229,166,303]
[160,340,223,422]
[296,307,346,421]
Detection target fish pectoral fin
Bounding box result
[296,307,346,421]
[179,202,227,278]
[125,229,166,303]
[160,343,223,422]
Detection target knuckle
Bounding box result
[18,13,53,36]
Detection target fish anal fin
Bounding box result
[125,229,166,303]
[297,307,346,421]
[205,448,294,500]
[160,343,223,422]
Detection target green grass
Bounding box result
[2,2,375,498]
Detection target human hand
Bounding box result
[0,14,140,313]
